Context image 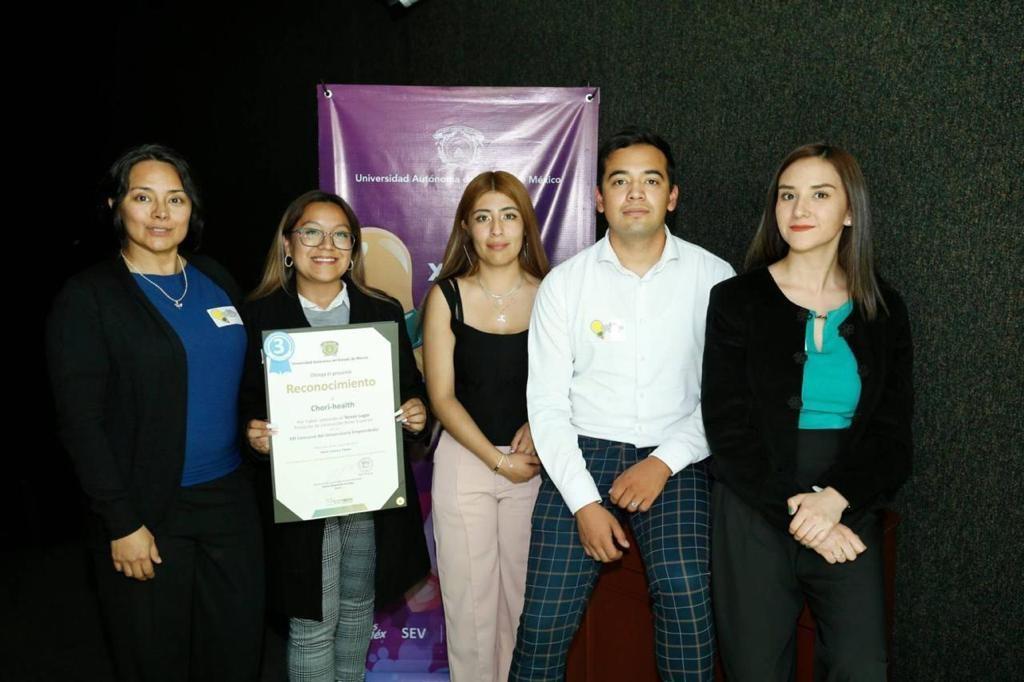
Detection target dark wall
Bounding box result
[41,1,1021,679]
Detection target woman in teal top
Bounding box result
[703,143,914,681]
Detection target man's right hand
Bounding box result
[575,502,629,562]
[111,525,162,580]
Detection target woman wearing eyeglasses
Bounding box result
[240,190,430,681]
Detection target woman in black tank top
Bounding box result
[422,171,550,682]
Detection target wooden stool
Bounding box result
[566,511,900,681]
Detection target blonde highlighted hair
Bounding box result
[433,171,550,283]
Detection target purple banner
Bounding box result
[318,84,599,677]
[319,85,599,306]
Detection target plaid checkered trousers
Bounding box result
[509,436,715,681]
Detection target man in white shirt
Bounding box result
[509,128,734,681]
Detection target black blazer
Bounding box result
[701,267,914,531]
[47,254,243,545]
[239,281,431,619]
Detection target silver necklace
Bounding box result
[122,252,189,309]
[476,274,523,324]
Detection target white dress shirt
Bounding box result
[298,284,350,312]
[527,227,735,514]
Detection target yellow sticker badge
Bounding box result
[590,320,605,338]
[207,306,243,328]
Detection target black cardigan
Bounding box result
[239,281,431,619]
[701,267,914,531]
[47,253,243,546]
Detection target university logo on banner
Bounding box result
[318,84,599,679]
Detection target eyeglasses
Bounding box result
[291,227,355,250]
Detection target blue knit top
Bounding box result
[133,264,245,485]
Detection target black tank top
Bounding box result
[439,278,529,445]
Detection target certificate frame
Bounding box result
[261,321,407,523]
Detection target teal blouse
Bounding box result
[799,300,861,429]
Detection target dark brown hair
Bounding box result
[107,143,204,250]
[597,127,676,188]
[745,142,886,319]
[249,190,389,302]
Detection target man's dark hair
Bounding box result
[596,127,676,187]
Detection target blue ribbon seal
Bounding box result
[263,332,296,374]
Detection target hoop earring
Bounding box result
[347,259,354,272]
[284,255,294,268]
[523,241,529,258]
[462,244,474,263]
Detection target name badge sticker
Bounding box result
[208,306,243,327]
[589,319,626,342]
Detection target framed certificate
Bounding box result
[261,321,407,523]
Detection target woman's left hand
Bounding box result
[509,422,536,457]
[787,487,849,548]
[812,523,867,564]
[397,398,427,434]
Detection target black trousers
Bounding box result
[712,431,887,682]
[91,466,265,682]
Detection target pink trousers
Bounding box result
[432,430,541,682]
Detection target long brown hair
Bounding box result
[433,171,550,282]
[745,143,886,319]
[249,190,390,302]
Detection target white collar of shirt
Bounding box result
[298,284,349,312]
[595,225,680,279]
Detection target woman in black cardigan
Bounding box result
[47,144,263,681]
[703,143,913,681]
[240,190,430,681]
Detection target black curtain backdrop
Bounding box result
[23,1,1021,679]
